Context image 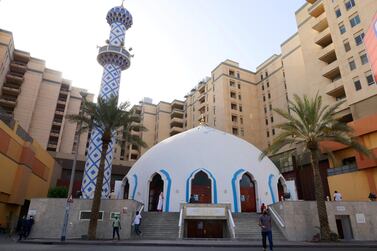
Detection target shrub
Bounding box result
[48,187,68,198]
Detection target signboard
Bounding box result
[364,12,377,82]
[186,207,226,217]
[110,212,121,220]
[356,213,366,224]
[336,206,346,212]
[28,209,37,216]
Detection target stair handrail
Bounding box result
[178,208,184,238]
[268,206,285,228]
[138,204,144,215]
[227,209,236,239]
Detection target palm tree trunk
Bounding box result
[87,133,111,240]
[310,149,331,241]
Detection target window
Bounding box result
[240,117,243,124]
[240,128,244,136]
[335,8,342,18]
[345,0,356,10]
[344,39,351,52]
[232,128,238,135]
[348,57,356,70]
[270,116,274,123]
[231,115,238,122]
[262,84,264,90]
[354,31,365,46]
[267,131,270,138]
[237,72,240,79]
[231,103,237,110]
[265,71,269,77]
[239,105,243,112]
[269,104,272,111]
[267,82,270,88]
[272,129,275,135]
[360,51,368,65]
[263,96,266,101]
[261,75,264,80]
[264,107,267,113]
[349,14,361,28]
[366,71,375,85]
[230,92,236,98]
[237,83,241,89]
[238,94,242,100]
[339,23,346,34]
[229,80,235,87]
[268,93,271,99]
[265,119,268,125]
[353,77,362,91]
[229,70,235,76]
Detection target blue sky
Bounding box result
[0,0,304,105]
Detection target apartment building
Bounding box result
[129,0,377,201]
[0,29,137,196]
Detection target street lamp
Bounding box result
[60,91,88,241]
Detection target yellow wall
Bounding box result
[0,120,57,229]
[328,170,373,201]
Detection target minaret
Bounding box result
[81,4,133,199]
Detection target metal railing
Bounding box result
[227,209,236,239]
[178,208,184,239]
[269,207,285,228]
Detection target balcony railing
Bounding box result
[312,12,328,32]
[325,78,343,96]
[318,43,336,64]
[322,60,340,79]
[2,86,21,95]
[6,74,24,85]
[308,0,324,17]
[10,62,27,74]
[314,27,332,48]
[327,163,357,176]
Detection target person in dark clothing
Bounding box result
[24,216,34,238]
[259,209,273,251]
[17,216,27,241]
[189,194,196,203]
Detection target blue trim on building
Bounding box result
[131,174,138,200]
[185,168,218,204]
[268,174,276,203]
[160,169,171,212]
[231,169,246,213]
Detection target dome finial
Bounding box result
[121,0,125,7]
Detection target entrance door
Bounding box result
[336,215,353,240]
[123,180,129,199]
[148,173,164,211]
[186,220,224,238]
[191,171,211,203]
[239,173,256,212]
[278,180,284,201]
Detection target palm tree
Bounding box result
[67,96,147,240]
[260,94,370,241]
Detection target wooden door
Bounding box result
[191,171,212,203]
[240,174,256,212]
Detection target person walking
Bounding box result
[157,192,164,212]
[333,190,343,201]
[133,211,142,236]
[17,216,27,241]
[259,209,273,251]
[24,216,34,238]
[112,215,121,240]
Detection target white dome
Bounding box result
[124,125,286,212]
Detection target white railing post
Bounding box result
[227,209,236,239]
[178,208,184,238]
[269,207,285,228]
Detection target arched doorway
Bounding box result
[123,179,129,199]
[191,171,212,203]
[148,173,164,211]
[239,173,256,212]
[278,177,287,201]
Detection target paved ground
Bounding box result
[0,243,377,251]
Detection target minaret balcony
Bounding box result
[97,45,131,70]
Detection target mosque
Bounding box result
[120,124,296,213]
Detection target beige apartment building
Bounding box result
[127,0,377,200]
[0,29,135,196]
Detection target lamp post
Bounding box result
[60,91,88,241]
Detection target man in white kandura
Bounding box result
[157,192,164,212]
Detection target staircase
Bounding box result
[232,213,286,240]
[135,212,180,239]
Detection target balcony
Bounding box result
[198,83,206,93]
[322,60,340,80]
[60,90,69,95]
[312,12,328,32]
[325,78,344,97]
[130,149,139,155]
[306,0,317,3]
[6,73,24,85]
[0,97,17,107]
[2,86,21,95]
[47,143,58,149]
[52,120,62,126]
[10,62,27,74]
[327,163,357,176]
[314,27,332,48]
[57,99,66,105]
[170,126,184,136]
[13,51,30,64]
[171,100,184,110]
[170,117,184,125]
[318,43,336,64]
[171,109,184,119]
[308,0,324,17]
[50,131,60,137]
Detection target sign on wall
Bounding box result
[364,12,377,83]
[356,213,366,224]
[186,207,226,217]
